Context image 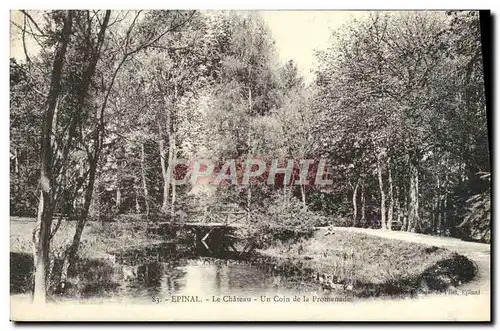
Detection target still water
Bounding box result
[11,250,327,304]
[108,259,314,304]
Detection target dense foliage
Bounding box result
[9,10,490,301]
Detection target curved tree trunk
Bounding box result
[33,10,73,304]
[59,10,112,286]
[65,155,99,277]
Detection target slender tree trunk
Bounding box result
[437,197,442,235]
[135,177,141,214]
[402,187,408,231]
[116,186,121,210]
[65,154,99,276]
[170,84,178,218]
[246,87,252,222]
[33,11,73,303]
[14,147,19,176]
[443,167,449,235]
[408,160,420,232]
[13,147,19,195]
[414,165,420,231]
[434,176,441,234]
[57,9,111,288]
[376,152,386,230]
[53,10,110,212]
[170,139,176,218]
[141,143,150,218]
[159,95,172,214]
[97,180,102,225]
[360,181,366,227]
[408,171,414,232]
[352,179,359,227]
[166,134,174,214]
[396,186,401,227]
[300,184,306,208]
[115,158,121,211]
[283,183,287,205]
[159,122,169,213]
[387,157,394,230]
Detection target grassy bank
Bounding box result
[258,228,477,297]
[11,218,477,298]
[10,217,164,297]
[10,217,162,259]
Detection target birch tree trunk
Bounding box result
[135,177,141,214]
[403,187,408,231]
[13,147,19,195]
[376,152,386,230]
[170,84,178,218]
[300,184,306,208]
[159,122,169,213]
[443,166,449,234]
[387,157,394,230]
[141,143,150,218]
[408,161,420,232]
[115,158,121,210]
[360,181,366,226]
[352,179,359,227]
[435,176,441,234]
[116,186,121,210]
[159,98,171,213]
[246,87,252,222]
[170,134,176,218]
[33,10,73,303]
[396,186,401,226]
[14,147,19,176]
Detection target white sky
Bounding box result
[10,10,369,83]
[261,11,368,83]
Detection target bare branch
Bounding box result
[20,10,47,37]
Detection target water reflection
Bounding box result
[113,260,299,303]
[11,245,324,304]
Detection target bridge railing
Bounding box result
[218,211,247,226]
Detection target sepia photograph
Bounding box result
[9,9,491,322]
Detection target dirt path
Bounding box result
[333,227,490,293]
[330,227,491,321]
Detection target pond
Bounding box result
[10,245,337,304]
[98,259,316,304]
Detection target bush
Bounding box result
[324,215,352,227]
[240,193,324,248]
[460,172,491,243]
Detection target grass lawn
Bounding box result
[259,227,476,297]
[10,217,162,260]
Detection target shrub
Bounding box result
[240,193,323,248]
[460,172,491,243]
